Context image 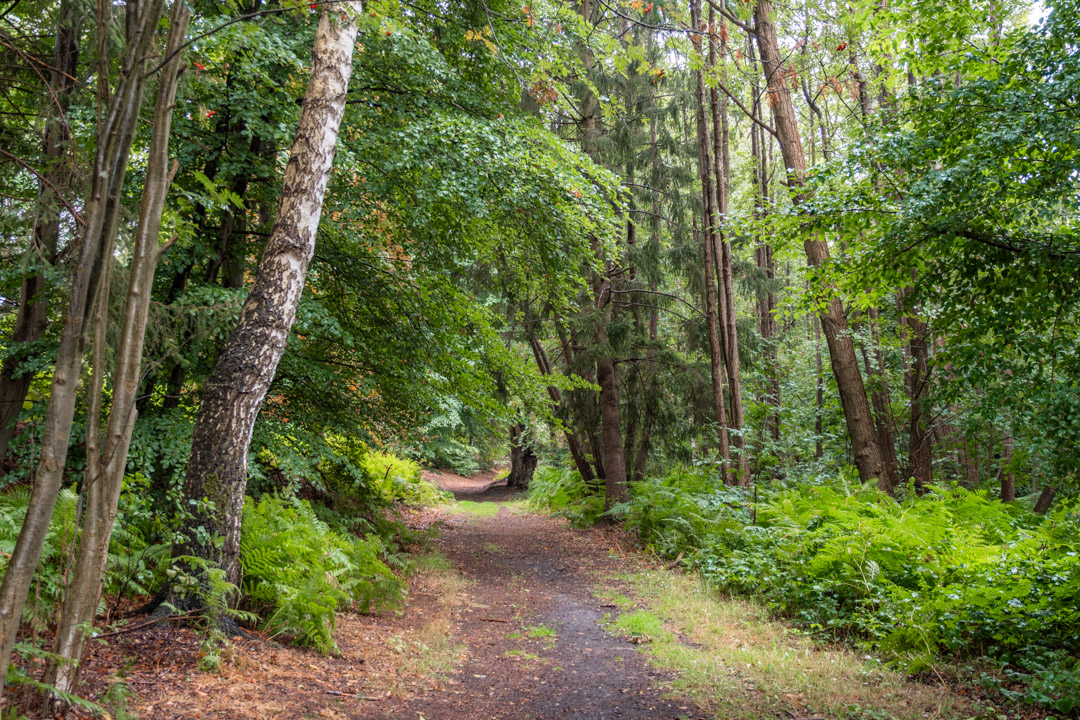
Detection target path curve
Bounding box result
[372,475,705,720]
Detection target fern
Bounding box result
[239,494,405,653]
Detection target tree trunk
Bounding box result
[999,434,1016,502]
[748,50,780,446]
[596,349,628,511]
[1033,484,1055,514]
[527,333,594,483]
[859,309,901,490]
[815,316,824,459]
[175,5,360,586]
[904,304,932,491]
[753,0,884,486]
[0,0,167,694]
[691,0,732,484]
[42,4,191,705]
[707,8,748,483]
[507,424,537,488]
[0,0,83,463]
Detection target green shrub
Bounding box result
[359,450,445,506]
[0,476,170,621]
[319,435,446,509]
[621,475,1080,712]
[239,494,405,653]
[0,486,79,620]
[527,465,605,527]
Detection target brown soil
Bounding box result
[370,473,706,720]
[65,471,704,719]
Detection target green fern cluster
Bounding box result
[0,478,168,624]
[239,494,405,653]
[617,470,1080,712]
[527,466,605,527]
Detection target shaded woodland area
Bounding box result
[0,0,1078,716]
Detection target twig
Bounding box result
[479,617,509,623]
[91,610,200,640]
[665,549,685,570]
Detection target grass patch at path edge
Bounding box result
[602,569,982,720]
[443,500,500,517]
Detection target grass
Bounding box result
[612,610,665,642]
[604,569,976,720]
[524,624,556,639]
[443,500,500,517]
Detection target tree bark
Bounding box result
[0,0,167,694]
[1033,484,1055,514]
[903,303,932,491]
[859,309,901,490]
[175,5,360,586]
[0,0,83,462]
[42,3,191,705]
[814,316,824,459]
[527,333,594,483]
[507,424,537,488]
[707,11,748,483]
[691,0,732,484]
[748,44,780,446]
[753,0,884,486]
[999,433,1016,502]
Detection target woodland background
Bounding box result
[0,0,1078,715]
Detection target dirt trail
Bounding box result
[371,473,705,720]
[69,473,705,720]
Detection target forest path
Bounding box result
[369,473,706,720]
[82,471,969,720]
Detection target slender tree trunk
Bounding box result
[528,333,595,483]
[905,306,932,491]
[748,49,780,446]
[707,12,748,483]
[753,0,884,486]
[690,0,732,483]
[175,5,360,586]
[42,5,190,705]
[0,0,83,462]
[0,0,167,693]
[999,434,1016,502]
[815,317,824,459]
[859,309,901,489]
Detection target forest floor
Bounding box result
[70,471,989,720]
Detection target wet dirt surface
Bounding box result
[370,476,706,720]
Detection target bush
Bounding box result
[239,494,405,653]
[359,450,445,506]
[527,465,605,527]
[620,474,1080,712]
[319,435,446,509]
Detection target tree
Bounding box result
[752,0,886,487]
[174,4,361,586]
[43,1,191,704]
[0,0,172,690]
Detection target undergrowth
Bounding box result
[529,463,1080,715]
[239,494,406,653]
